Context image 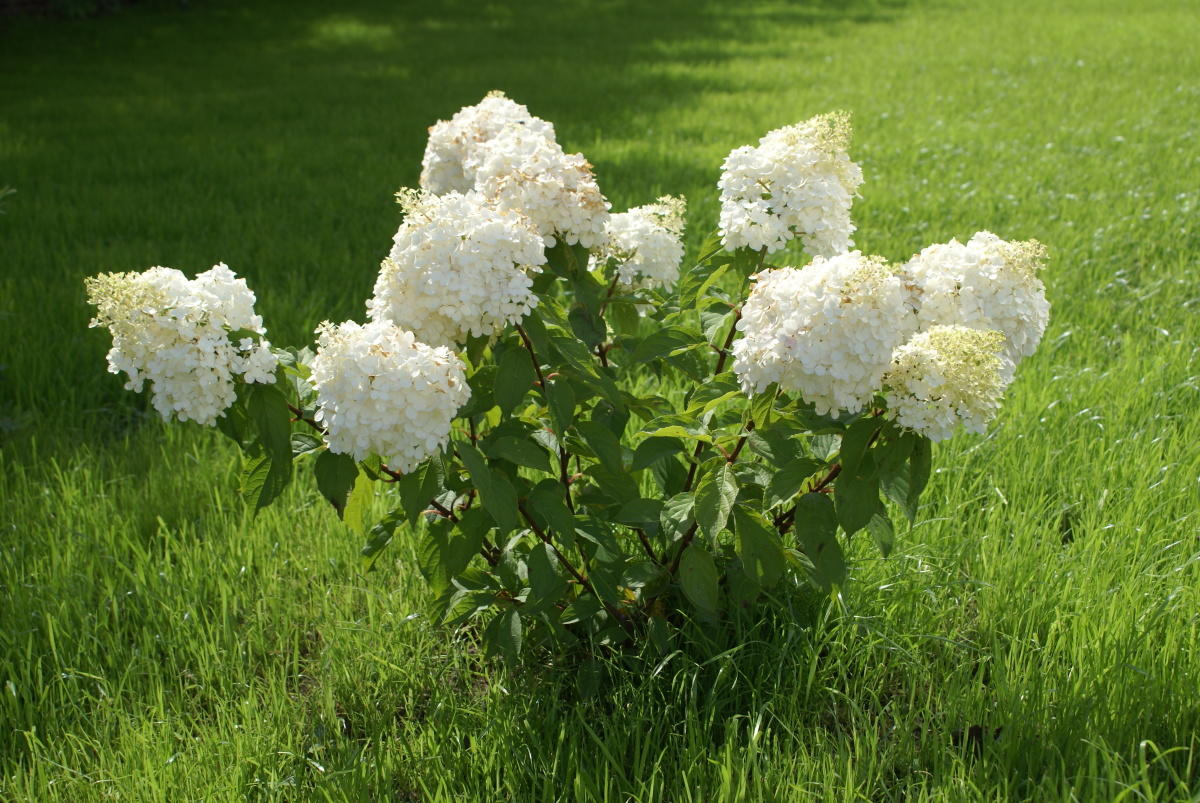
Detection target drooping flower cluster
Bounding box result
[884,326,1008,442]
[367,189,548,348]
[308,320,469,472]
[85,263,277,426]
[419,90,556,195]
[732,252,914,415]
[900,231,1050,368]
[718,112,864,257]
[468,124,610,248]
[588,195,687,289]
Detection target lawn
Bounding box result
[2,0,1198,799]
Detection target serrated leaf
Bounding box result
[360,512,402,571]
[457,444,520,535]
[343,466,375,536]
[694,462,738,539]
[631,436,684,471]
[484,608,522,666]
[631,326,700,364]
[641,413,710,443]
[526,542,568,611]
[660,492,695,541]
[545,378,576,434]
[495,347,536,415]
[907,435,932,513]
[314,450,358,515]
[685,372,741,414]
[577,418,625,473]
[834,462,882,537]
[793,493,846,591]
[678,544,720,615]
[290,432,323,459]
[867,510,895,558]
[615,498,664,534]
[747,420,805,465]
[748,384,778,427]
[395,457,445,524]
[838,417,880,479]
[484,436,554,474]
[765,457,824,509]
[569,304,606,348]
[732,506,785,589]
[527,479,576,540]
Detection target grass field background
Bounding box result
[2,0,1199,799]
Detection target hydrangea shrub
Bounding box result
[85,92,1050,661]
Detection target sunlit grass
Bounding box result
[1,0,1198,798]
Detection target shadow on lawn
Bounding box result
[0,0,907,423]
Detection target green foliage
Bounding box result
[6,0,1200,796]
[203,227,939,663]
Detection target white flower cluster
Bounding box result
[419,90,556,196]
[732,252,913,415]
[718,112,864,257]
[588,195,687,289]
[308,320,469,472]
[900,231,1050,369]
[85,263,277,426]
[367,189,548,348]
[884,326,1008,442]
[468,123,610,248]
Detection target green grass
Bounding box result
[2,0,1199,798]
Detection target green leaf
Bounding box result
[907,435,932,513]
[577,418,625,473]
[631,436,684,471]
[457,444,520,535]
[621,561,666,593]
[838,417,880,479]
[545,377,576,434]
[239,384,294,511]
[239,452,286,512]
[608,298,641,338]
[569,304,606,348]
[660,492,696,542]
[732,506,785,589]
[460,365,497,418]
[484,436,554,474]
[360,511,402,571]
[395,457,445,524]
[748,384,778,427]
[527,479,576,541]
[685,373,741,414]
[526,542,568,611]
[792,493,846,591]
[484,608,523,666]
[765,457,824,509]
[747,420,805,465]
[495,347,536,415]
[585,463,641,504]
[343,466,376,536]
[834,462,883,536]
[694,462,738,539]
[290,432,323,459]
[878,433,918,522]
[867,510,895,558]
[641,413,710,443]
[631,326,701,364]
[314,450,358,515]
[678,545,720,615]
[417,511,487,594]
[615,498,664,534]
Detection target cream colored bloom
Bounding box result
[884,325,1009,441]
